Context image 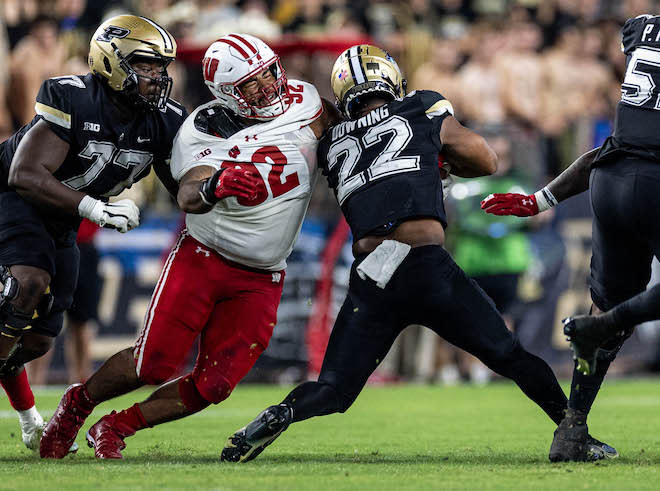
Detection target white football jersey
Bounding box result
[170,80,323,270]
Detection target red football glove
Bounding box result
[199,166,261,205]
[214,166,261,201]
[480,193,539,217]
[438,153,451,179]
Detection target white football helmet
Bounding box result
[202,33,291,121]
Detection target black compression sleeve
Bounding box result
[608,284,660,326]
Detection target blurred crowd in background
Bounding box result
[1,0,660,385]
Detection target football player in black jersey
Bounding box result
[0,14,186,452]
[481,14,660,461]
[220,45,614,463]
[563,282,660,375]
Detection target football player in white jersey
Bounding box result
[40,33,340,459]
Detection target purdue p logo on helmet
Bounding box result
[88,15,176,109]
[331,45,406,119]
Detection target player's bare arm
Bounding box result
[178,164,262,214]
[545,146,600,201]
[177,165,215,213]
[9,123,141,233]
[440,116,498,177]
[480,146,600,217]
[7,120,82,212]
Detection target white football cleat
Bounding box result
[19,406,78,453]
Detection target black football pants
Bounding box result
[283,245,567,425]
[568,157,660,414]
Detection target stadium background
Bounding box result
[1,0,659,386]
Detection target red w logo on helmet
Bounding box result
[203,57,219,82]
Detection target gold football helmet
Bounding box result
[88,15,176,109]
[330,45,406,119]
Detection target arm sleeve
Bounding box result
[609,283,660,327]
[34,77,77,143]
[153,158,180,198]
[417,90,454,151]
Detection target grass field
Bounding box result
[0,380,658,490]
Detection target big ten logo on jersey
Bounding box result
[195,148,212,161]
[84,122,100,132]
[222,145,301,206]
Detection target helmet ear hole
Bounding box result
[103,56,112,73]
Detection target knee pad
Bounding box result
[0,266,19,308]
[192,369,233,405]
[0,267,53,337]
[178,374,212,412]
[0,267,29,338]
[35,287,54,319]
[0,305,33,338]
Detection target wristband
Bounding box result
[78,195,101,219]
[534,187,558,212]
[198,179,215,206]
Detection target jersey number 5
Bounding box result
[326,116,420,204]
[622,47,660,109]
[221,145,300,206]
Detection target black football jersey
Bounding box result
[597,15,660,163]
[0,73,187,197]
[318,90,452,241]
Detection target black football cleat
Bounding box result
[220,404,292,463]
[562,315,614,376]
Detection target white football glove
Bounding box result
[78,196,140,233]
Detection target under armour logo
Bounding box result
[195,246,210,257]
[272,272,281,283]
[229,146,240,158]
[522,199,533,206]
[245,135,258,142]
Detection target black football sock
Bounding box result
[282,381,343,423]
[568,357,611,415]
